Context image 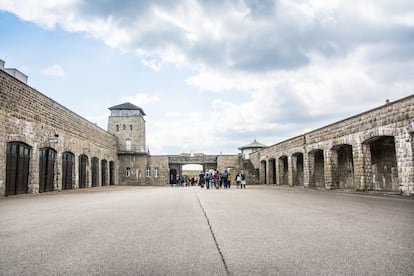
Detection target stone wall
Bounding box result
[108,115,146,152]
[0,70,118,195]
[250,95,414,196]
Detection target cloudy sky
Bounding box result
[0,0,413,154]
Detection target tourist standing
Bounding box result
[227,172,231,189]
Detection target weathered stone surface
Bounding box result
[250,96,414,196]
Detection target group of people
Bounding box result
[172,170,246,189]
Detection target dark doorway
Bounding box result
[279,156,288,185]
[368,136,398,191]
[109,161,115,185]
[91,157,99,187]
[101,160,108,186]
[292,153,304,186]
[261,160,267,184]
[6,142,31,195]
[39,148,56,193]
[336,145,354,189]
[62,152,74,190]
[314,150,325,187]
[170,169,177,184]
[79,154,88,188]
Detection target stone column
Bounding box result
[324,149,336,190]
[30,144,39,194]
[288,155,293,187]
[303,150,310,188]
[395,132,414,195]
[307,152,315,188]
[55,151,62,191]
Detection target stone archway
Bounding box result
[309,150,324,188]
[278,156,288,185]
[364,136,398,192]
[292,152,304,186]
[331,145,354,189]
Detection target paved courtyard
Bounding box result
[0,186,413,275]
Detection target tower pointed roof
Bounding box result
[238,139,267,150]
[108,102,146,115]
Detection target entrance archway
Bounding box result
[62,152,74,189]
[39,147,56,193]
[366,136,398,191]
[6,142,31,195]
[91,157,99,187]
[79,154,88,188]
[333,145,354,189]
[279,156,288,185]
[309,150,325,188]
[292,152,304,186]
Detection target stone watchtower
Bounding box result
[108,102,146,153]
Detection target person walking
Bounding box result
[227,172,231,189]
[222,170,228,189]
[236,173,241,189]
[240,171,246,189]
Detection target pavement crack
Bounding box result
[195,192,230,276]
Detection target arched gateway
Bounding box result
[168,154,218,184]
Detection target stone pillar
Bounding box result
[324,149,336,190]
[303,150,310,188]
[307,152,315,188]
[288,155,293,187]
[55,151,62,191]
[30,144,39,194]
[74,156,79,189]
[395,131,414,195]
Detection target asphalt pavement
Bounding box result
[0,185,413,275]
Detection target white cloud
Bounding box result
[121,93,160,108]
[41,64,65,77]
[1,0,414,153]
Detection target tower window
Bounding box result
[116,125,119,132]
[126,140,132,151]
[130,124,133,131]
[123,124,126,130]
[154,167,159,177]
[146,167,151,177]
[126,167,131,177]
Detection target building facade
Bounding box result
[0,65,118,196]
[1,59,413,196]
[249,96,414,196]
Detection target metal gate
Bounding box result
[79,154,88,188]
[109,161,114,185]
[6,142,31,195]
[39,148,56,193]
[91,157,98,187]
[101,160,107,186]
[62,152,74,189]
